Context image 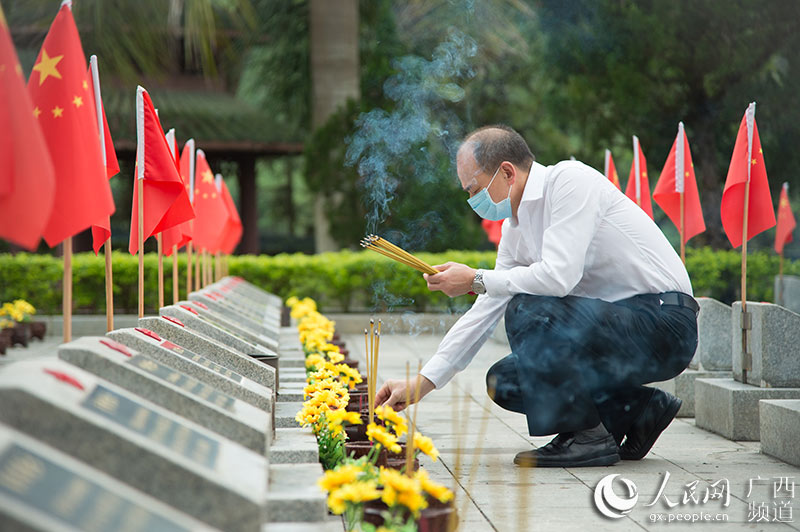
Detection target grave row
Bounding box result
[649,297,800,467]
[0,277,341,532]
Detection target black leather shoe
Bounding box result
[619,389,682,460]
[514,431,620,468]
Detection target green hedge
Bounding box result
[0,248,797,315]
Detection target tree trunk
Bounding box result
[310,0,359,252]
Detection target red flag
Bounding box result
[0,4,56,250]
[653,122,706,243]
[128,86,194,254]
[161,129,193,256]
[88,56,120,254]
[217,176,243,254]
[604,149,621,190]
[625,136,654,219]
[775,183,796,254]
[28,4,114,246]
[193,149,229,252]
[481,219,502,249]
[721,102,776,248]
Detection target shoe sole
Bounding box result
[514,452,620,468]
[621,397,682,460]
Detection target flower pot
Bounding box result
[10,323,31,347]
[354,381,368,392]
[333,332,341,342]
[345,391,369,412]
[30,321,47,341]
[364,495,457,531]
[344,413,384,442]
[281,305,290,327]
[343,441,414,471]
[0,333,9,355]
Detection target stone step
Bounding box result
[695,378,800,441]
[270,428,319,464]
[263,520,343,532]
[651,369,731,417]
[279,359,305,369]
[277,386,304,403]
[276,402,303,428]
[265,463,327,523]
[760,400,800,467]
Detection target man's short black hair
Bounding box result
[462,125,534,173]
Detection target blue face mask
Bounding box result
[467,166,512,221]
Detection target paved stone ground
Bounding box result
[345,332,800,532]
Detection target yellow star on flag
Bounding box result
[83,80,88,90]
[751,158,757,166]
[0,6,6,29]
[202,193,208,199]
[201,170,214,184]
[32,49,64,86]
[72,95,83,108]
[194,188,200,195]
[33,107,42,118]
[780,198,789,208]
[52,106,64,118]
[0,64,5,74]
[759,148,763,154]
[685,171,690,177]
[211,193,217,199]
[642,171,648,178]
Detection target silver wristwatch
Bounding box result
[471,269,486,295]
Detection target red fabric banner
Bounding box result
[775,183,796,254]
[625,137,654,219]
[192,150,228,252]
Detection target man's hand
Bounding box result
[375,375,436,411]
[423,262,476,297]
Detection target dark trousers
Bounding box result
[486,293,698,439]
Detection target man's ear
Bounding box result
[501,161,516,184]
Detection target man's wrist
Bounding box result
[471,269,487,294]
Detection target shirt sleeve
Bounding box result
[482,166,605,298]
[419,227,517,389]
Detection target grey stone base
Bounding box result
[266,463,327,522]
[760,400,800,467]
[277,385,305,403]
[270,428,319,464]
[695,378,800,441]
[263,521,343,532]
[276,402,302,428]
[651,369,731,418]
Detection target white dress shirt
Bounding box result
[420,160,693,389]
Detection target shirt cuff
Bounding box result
[419,354,460,390]
[483,269,511,297]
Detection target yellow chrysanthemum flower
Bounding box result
[318,464,362,492]
[415,469,453,503]
[305,353,326,371]
[413,432,439,462]
[379,468,427,516]
[366,423,402,454]
[375,405,408,437]
[327,481,380,515]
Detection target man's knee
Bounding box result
[486,355,525,413]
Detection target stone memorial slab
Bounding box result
[275,402,303,429]
[0,425,218,532]
[265,464,327,523]
[695,378,800,441]
[219,277,283,307]
[760,399,800,467]
[134,313,276,392]
[162,303,278,359]
[58,337,271,454]
[732,301,800,387]
[651,369,730,417]
[775,274,800,314]
[107,322,273,413]
[187,294,281,352]
[0,358,267,531]
[694,297,732,371]
[204,283,283,333]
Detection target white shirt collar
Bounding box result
[521,161,547,203]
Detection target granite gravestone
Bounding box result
[0,425,218,532]
[58,337,271,454]
[774,274,800,314]
[181,297,280,354]
[696,301,800,440]
[136,311,276,392]
[0,358,268,531]
[107,322,273,413]
[193,289,281,337]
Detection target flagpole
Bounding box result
[172,245,179,304]
[680,192,685,263]
[187,241,194,294]
[740,102,756,385]
[215,252,222,282]
[201,248,207,288]
[779,250,785,305]
[157,233,164,309]
[136,87,145,319]
[633,135,642,207]
[90,55,114,331]
[196,247,202,290]
[62,237,72,342]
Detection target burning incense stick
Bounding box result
[404,362,412,474]
[405,361,423,476]
[360,235,439,275]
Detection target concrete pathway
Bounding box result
[345,332,800,531]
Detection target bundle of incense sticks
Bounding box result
[360,235,439,275]
[364,319,382,424]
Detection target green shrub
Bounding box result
[0,248,796,314]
